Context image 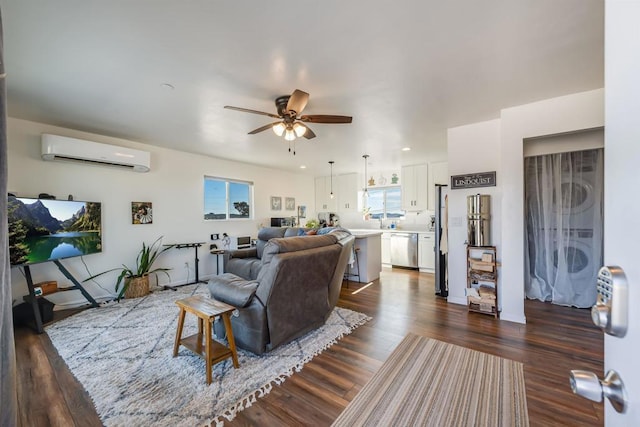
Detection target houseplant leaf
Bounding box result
[84,236,173,301]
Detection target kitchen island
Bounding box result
[345,230,383,283]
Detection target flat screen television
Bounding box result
[8,196,102,266]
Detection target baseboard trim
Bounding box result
[447,296,467,306]
[499,311,527,324]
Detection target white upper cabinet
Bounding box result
[315,176,338,212]
[401,164,428,211]
[337,173,359,212]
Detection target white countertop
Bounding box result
[349,230,383,238]
[349,228,434,235]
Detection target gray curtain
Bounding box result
[524,149,604,308]
[0,6,18,426]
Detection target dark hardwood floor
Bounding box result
[13,268,604,426]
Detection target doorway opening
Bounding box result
[524,148,603,307]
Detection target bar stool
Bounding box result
[344,245,360,287]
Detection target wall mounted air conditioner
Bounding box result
[41,134,151,172]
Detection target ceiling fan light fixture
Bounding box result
[284,128,296,141]
[293,122,307,137]
[272,122,286,136]
[225,89,352,155]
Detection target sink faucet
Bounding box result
[378,217,384,229]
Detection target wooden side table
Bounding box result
[173,295,239,384]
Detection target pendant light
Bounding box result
[362,154,369,197]
[329,161,335,199]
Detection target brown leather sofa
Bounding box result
[208,227,354,354]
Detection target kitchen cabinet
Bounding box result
[337,173,359,212]
[401,164,428,211]
[428,161,448,211]
[418,232,435,272]
[381,232,391,266]
[345,232,382,282]
[315,176,337,212]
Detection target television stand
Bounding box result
[24,260,99,334]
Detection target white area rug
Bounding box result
[46,283,370,426]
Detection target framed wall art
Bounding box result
[132,202,153,224]
[285,197,295,211]
[270,196,282,211]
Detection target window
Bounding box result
[204,176,253,220]
[367,187,404,220]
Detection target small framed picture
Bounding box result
[285,197,295,211]
[298,205,307,218]
[132,202,153,224]
[270,196,282,211]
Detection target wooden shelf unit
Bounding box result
[466,245,499,318]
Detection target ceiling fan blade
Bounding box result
[300,124,316,139]
[248,122,281,135]
[286,89,309,114]
[224,105,280,119]
[299,114,353,124]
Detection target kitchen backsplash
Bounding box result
[340,210,434,230]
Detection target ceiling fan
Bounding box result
[224,89,352,154]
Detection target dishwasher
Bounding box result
[390,232,418,268]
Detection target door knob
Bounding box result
[569,369,627,413]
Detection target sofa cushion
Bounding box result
[284,227,306,237]
[317,227,335,235]
[225,257,262,280]
[259,234,337,267]
[227,247,257,259]
[256,227,286,258]
[208,273,259,308]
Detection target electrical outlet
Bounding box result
[211,233,219,240]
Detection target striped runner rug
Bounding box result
[332,333,529,426]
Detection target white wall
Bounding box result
[499,89,604,323]
[7,118,315,306]
[446,89,604,324]
[446,119,502,307]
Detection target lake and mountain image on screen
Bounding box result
[8,197,102,265]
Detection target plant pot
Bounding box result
[124,275,150,299]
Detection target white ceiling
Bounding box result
[1,1,603,177]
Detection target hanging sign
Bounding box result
[451,171,496,189]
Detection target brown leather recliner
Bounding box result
[208,229,354,354]
[222,227,307,280]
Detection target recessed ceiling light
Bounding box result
[402,147,411,152]
[161,83,175,90]
[300,165,306,169]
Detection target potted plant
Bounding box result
[362,207,371,221]
[85,236,173,300]
[305,218,320,229]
